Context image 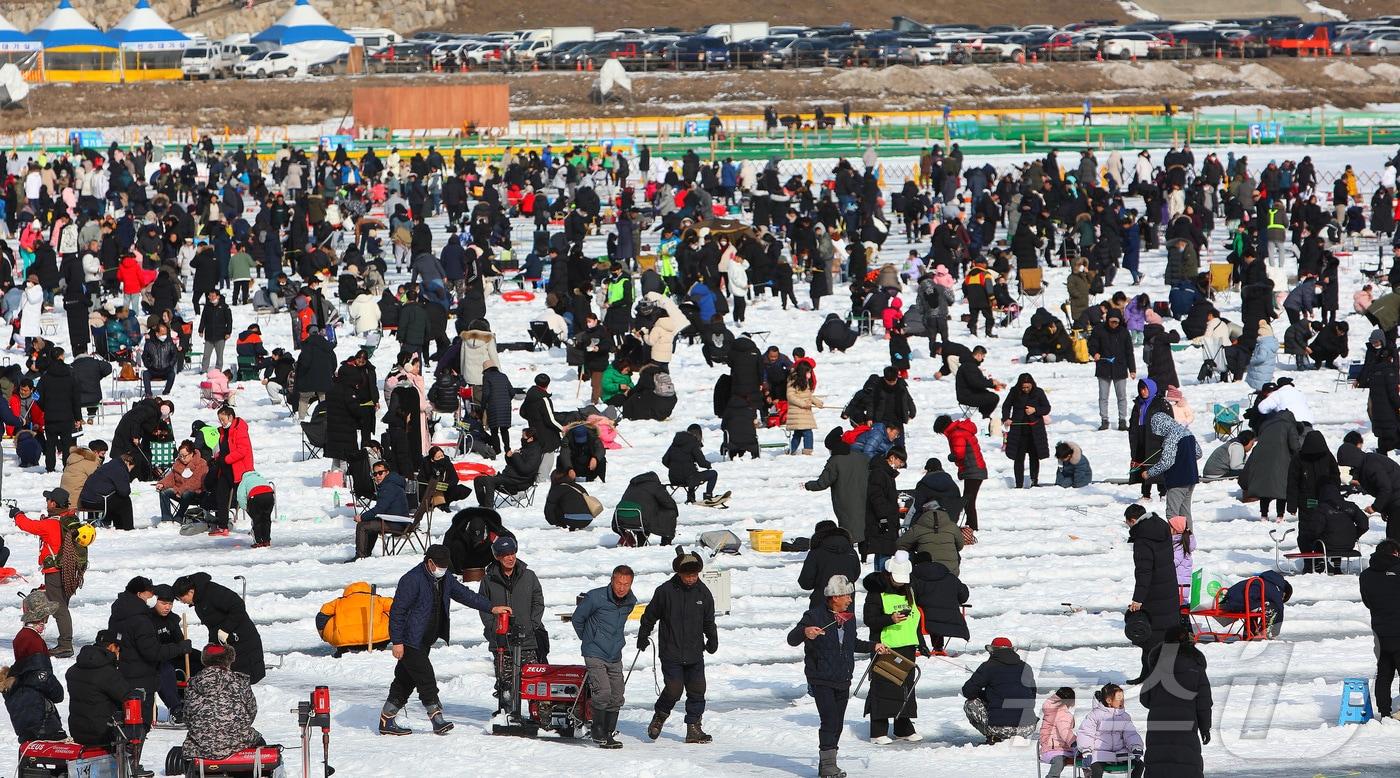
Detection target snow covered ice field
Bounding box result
[3,143,1400,776]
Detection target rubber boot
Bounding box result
[646,711,667,740]
[378,701,411,735]
[685,719,713,744]
[604,710,623,748]
[426,704,454,735]
[130,743,154,778]
[818,749,847,778]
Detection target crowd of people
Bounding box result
[0,130,1397,776]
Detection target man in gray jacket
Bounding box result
[571,565,637,749]
[478,536,545,711]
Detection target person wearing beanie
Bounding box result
[1124,508,1176,685]
[1,591,67,742]
[520,373,566,453]
[638,547,718,744]
[182,643,264,763]
[799,520,861,612]
[64,630,130,752]
[861,550,920,744]
[662,424,724,506]
[478,535,545,708]
[571,565,638,749]
[961,636,1037,744]
[1140,626,1213,777]
[380,545,511,736]
[787,574,890,777]
[1001,373,1051,489]
[108,575,192,754]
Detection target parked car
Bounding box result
[1099,31,1171,59]
[235,50,303,78]
[665,36,730,68]
[308,52,349,76]
[1357,30,1400,55]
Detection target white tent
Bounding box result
[251,0,352,61]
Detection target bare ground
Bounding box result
[7,57,1400,134]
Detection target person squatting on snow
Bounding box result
[107,575,191,767]
[572,565,637,749]
[380,545,510,736]
[788,574,891,778]
[961,636,1038,744]
[638,547,718,744]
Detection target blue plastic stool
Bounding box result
[1338,677,1375,725]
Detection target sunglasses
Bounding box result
[373,469,388,476]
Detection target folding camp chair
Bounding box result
[300,403,327,461]
[494,481,538,510]
[148,440,177,475]
[235,355,260,382]
[527,321,561,350]
[1016,267,1045,310]
[612,501,648,547]
[1334,360,1362,392]
[75,494,108,529]
[1208,261,1234,302]
[379,478,438,556]
[1271,528,1364,575]
[1211,403,1242,441]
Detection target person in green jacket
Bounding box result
[600,360,634,406]
[235,471,275,548]
[228,245,254,306]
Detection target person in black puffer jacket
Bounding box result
[171,572,265,685]
[911,459,963,525]
[616,471,679,544]
[558,424,606,482]
[662,426,717,504]
[1141,626,1213,778]
[1361,541,1400,717]
[65,632,130,746]
[815,313,857,353]
[543,469,594,530]
[324,359,371,466]
[107,577,191,741]
[1,648,66,741]
[909,554,969,653]
[797,521,860,612]
[637,548,718,744]
[71,355,113,417]
[961,637,1037,744]
[442,508,514,573]
[38,353,82,473]
[1125,506,1179,684]
[480,363,515,453]
[863,448,906,565]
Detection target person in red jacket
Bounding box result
[14,589,60,662]
[211,405,254,537]
[116,253,156,314]
[6,378,44,437]
[934,415,987,545]
[12,487,78,657]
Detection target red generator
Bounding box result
[18,741,120,778]
[492,614,593,739]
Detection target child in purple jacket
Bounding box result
[1170,515,1197,606]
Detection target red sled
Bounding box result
[165,743,284,777]
[18,741,119,777]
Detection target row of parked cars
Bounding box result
[359,15,1400,72]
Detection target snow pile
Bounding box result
[1306,1,1348,21]
[1098,61,1190,88]
[829,65,998,96]
[1236,63,1287,89]
[1323,61,1373,83]
[1117,0,1161,21]
[1369,63,1400,83]
[1190,63,1235,82]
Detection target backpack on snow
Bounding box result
[697,529,742,556]
[652,371,676,398]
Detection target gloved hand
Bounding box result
[179,639,193,652]
[705,636,718,655]
[1200,729,1210,745]
[946,453,957,463]
[217,629,237,644]
[7,505,19,519]
[637,635,649,651]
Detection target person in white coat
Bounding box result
[349,291,382,335]
[642,291,682,368]
[727,251,750,325]
[17,273,44,350]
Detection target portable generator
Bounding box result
[490,612,592,739]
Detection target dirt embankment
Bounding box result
[6,57,1400,133]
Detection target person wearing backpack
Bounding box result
[623,361,678,422]
[11,488,85,658]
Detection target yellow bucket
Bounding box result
[748,529,784,553]
[627,603,647,621]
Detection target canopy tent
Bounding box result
[32,0,119,82]
[251,0,352,61]
[109,0,189,81]
[0,12,39,70]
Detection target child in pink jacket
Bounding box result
[1170,515,1197,606]
[1039,687,1078,776]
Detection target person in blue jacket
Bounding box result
[1054,441,1093,488]
[1219,570,1292,638]
[787,575,889,778]
[571,565,638,749]
[688,280,716,322]
[379,545,511,736]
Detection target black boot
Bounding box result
[597,711,623,749]
[427,705,454,735]
[378,701,412,735]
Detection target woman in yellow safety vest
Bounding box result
[860,550,923,744]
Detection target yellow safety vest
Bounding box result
[879,592,919,649]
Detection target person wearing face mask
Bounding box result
[140,322,180,398]
[3,590,68,741]
[106,576,191,774]
[211,405,253,537]
[171,572,265,685]
[379,545,511,736]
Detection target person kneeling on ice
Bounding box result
[380,545,511,736]
[1039,688,1078,778]
[317,583,392,656]
[862,551,922,744]
[961,636,1038,744]
[571,564,637,749]
[1054,442,1093,488]
[1075,683,1143,777]
[638,548,717,744]
[1218,571,1292,638]
[183,644,264,763]
[788,574,890,778]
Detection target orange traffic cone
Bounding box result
[586,59,593,71]
[575,60,582,71]
[1095,49,1104,62]
[1031,51,1038,63]
[1215,47,1223,60]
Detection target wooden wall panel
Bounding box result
[352,84,509,130]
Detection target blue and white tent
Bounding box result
[0,13,38,53]
[252,0,352,60]
[109,0,189,51]
[31,0,117,51]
